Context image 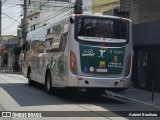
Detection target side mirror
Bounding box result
[70,17,74,24]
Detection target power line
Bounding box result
[2,0,7,4]
[38,4,74,24]
[35,0,93,23]
[2,4,20,10]
[2,0,87,35]
[29,0,50,14]
[3,16,21,30]
[2,15,21,18]
[21,0,50,41]
[2,0,22,5]
[2,11,22,14]
[2,12,21,24]
[24,0,89,32]
[27,11,74,34]
[19,1,74,33]
[1,0,22,36]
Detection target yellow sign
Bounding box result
[99,61,105,68]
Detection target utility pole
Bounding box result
[0,0,1,69]
[74,0,83,14]
[23,0,27,44]
[22,0,27,62]
[0,0,2,37]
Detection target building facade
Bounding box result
[94,0,130,18]
[0,35,17,69]
[25,0,92,35]
[92,0,120,14]
[130,0,160,92]
[93,0,160,92]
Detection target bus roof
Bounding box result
[73,13,131,21]
[27,13,131,41]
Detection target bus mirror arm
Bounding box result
[70,17,74,24]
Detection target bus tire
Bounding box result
[28,69,33,86]
[45,71,52,94]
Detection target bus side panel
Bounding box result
[66,24,79,87]
[123,47,133,88]
[22,60,28,78]
[22,52,30,78]
[67,74,79,87]
[36,53,46,84]
[123,75,131,87]
[43,52,66,87]
[22,51,37,81]
[122,22,133,88]
[29,53,38,81]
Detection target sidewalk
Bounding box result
[0,69,22,74]
[106,88,160,108]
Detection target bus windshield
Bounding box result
[76,17,129,43]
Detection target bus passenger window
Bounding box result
[59,33,68,51]
[59,22,69,51]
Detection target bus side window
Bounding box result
[31,40,36,49]
[59,22,69,51]
[37,41,45,53]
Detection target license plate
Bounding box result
[96,69,107,72]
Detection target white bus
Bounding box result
[22,14,133,95]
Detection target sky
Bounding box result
[1,0,75,36]
[2,0,22,36]
[1,0,91,36]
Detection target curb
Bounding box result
[9,71,22,74]
[0,70,22,74]
[104,91,160,109]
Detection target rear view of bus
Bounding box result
[68,14,132,93]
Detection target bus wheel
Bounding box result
[45,72,52,94]
[28,70,33,86]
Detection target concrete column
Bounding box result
[130,0,160,24]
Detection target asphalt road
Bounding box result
[0,73,159,120]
